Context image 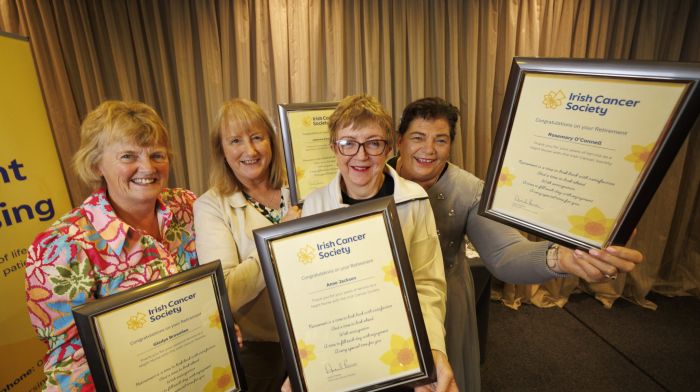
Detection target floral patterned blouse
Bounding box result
[25,188,198,391]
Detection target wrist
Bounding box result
[546,244,563,273]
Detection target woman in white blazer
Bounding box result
[302,94,457,392]
[194,99,300,392]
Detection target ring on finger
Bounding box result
[603,273,618,280]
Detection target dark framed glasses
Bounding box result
[334,139,388,156]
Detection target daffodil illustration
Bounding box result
[209,312,222,329]
[380,335,419,374]
[383,263,399,286]
[297,339,317,368]
[296,165,305,180]
[543,90,566,109]
[127,312,147,330]
[498,167,515,187]
[297,245,316,264]
[624,143,654,172]
[204,366,234,392]
[568,207,614,242]
[303,116,313,127]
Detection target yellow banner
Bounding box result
[0,32,72,391]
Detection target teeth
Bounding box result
[132,178,156,184]
[416,158,435,163]
[241,159,259,164]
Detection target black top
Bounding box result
[341,173,395,205]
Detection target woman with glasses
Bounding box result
[302,95,457,392]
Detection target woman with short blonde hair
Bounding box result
[327,94,394,145]
[26,100,197,391]
[302,94,457,391]
[72,101,172,188]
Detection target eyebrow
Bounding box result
[339,135,384,141]
[118,148,167,154]
[409,130,449,138]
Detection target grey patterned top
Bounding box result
[422,162,564,283]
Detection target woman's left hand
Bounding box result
[282,206,301,222]
[557,245,644,282]
[414,350,458,392]
[234,323,243,348]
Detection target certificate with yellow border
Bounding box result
[254,197,435,391]
[278,102,338,205]
[72,262,245,392]
[481,58,700,249]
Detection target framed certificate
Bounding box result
[480,57,700,250]
[72,262,245,392]
[253,197,435,391]
[278,102,339,205]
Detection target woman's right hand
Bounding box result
[282,206,301,222]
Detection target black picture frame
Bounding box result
[253,196,435,391]
[72,261,245,392]
[277,101,339,205]
[480,57,700,250]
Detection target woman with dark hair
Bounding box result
[391,97,644,392]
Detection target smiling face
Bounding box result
[221,123,273,189]
[397,117,451,189]
[334,122,391,199]
[98,141,170,210]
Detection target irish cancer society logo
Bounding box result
[543,90,566,109]
[297,244,316,264]
[127,312,147,330]
[541,89,640,117]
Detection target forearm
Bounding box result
[195,237,266,311]
[222,256,266,310]
[410,210,447,353]
[467,210,557,283]
[26,242,94,390]
[194,197,266,311]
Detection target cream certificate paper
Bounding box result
[491,74,687,247]
[94,277,236,391]
[271,213,421,391]
[286,109,338,200]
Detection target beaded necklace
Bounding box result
[244,191,285,224]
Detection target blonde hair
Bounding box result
[72,101,171,189]
[209,99,286,196]
[328,95,394,145]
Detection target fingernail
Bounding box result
[606,247,617,254]
[574,249,585,258]
[589,249,601,257]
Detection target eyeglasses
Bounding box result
[334,139,388,156]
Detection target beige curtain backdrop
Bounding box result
[1,0,698,308]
